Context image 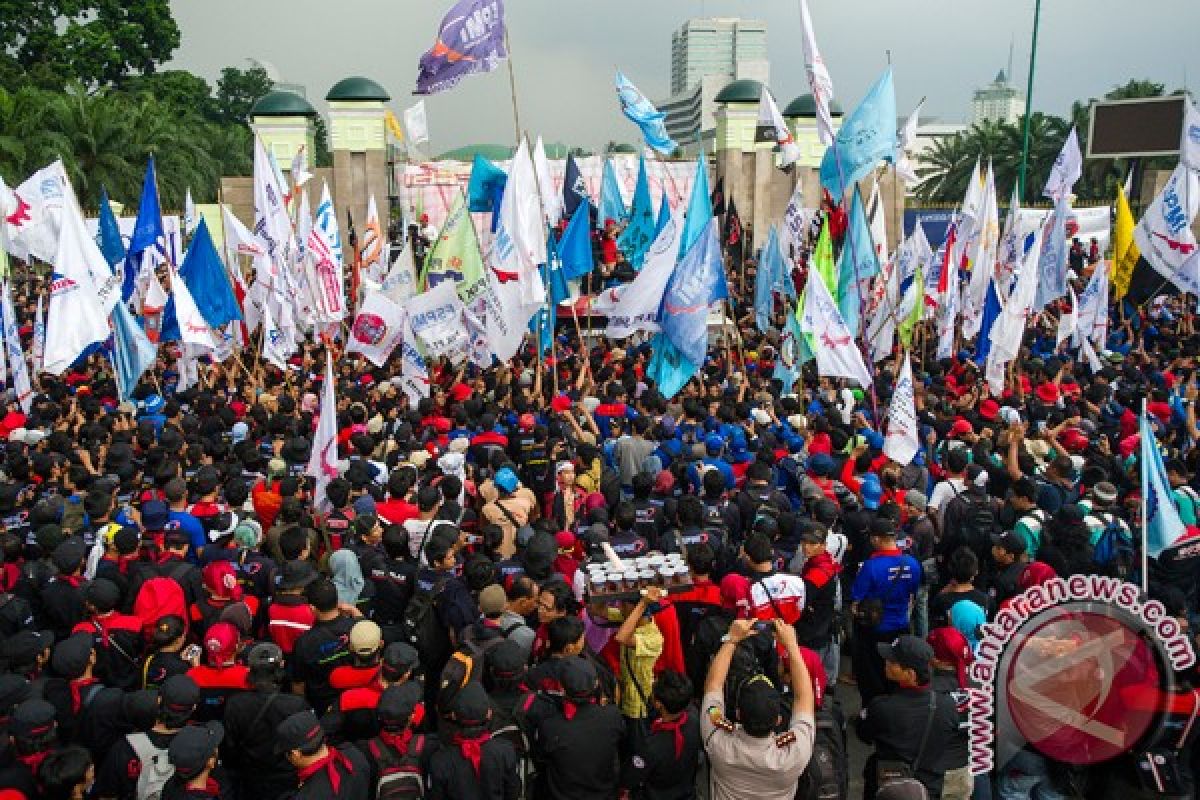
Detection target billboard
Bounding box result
[1087,95,1187,159]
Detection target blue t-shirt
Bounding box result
[851,549,922,633]
[169,509,207,558]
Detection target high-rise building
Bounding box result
[971,69,1024,126]
[660,18,768,153]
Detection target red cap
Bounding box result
[519,413,536,431]
[950,419,974,438]
[1061,428,1089,453]
[551,395,572,413]
[204,621,240,666]
[555,531,576,553]
[927,626,972,688]
[719,574,751,615]
[229,400,247,419]
[1018,561,1057,591]
[202,561,242,601]
[1035,382,1060,404]
[449,383,472,403]
[979,399,999,421]
[653,469,675,494]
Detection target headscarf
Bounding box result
[950,600,987,653]
[329,550,365,605]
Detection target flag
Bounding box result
[599,158,626,226]
[773,303,807,393]
[1143,409,1187,559]
[1132,163,1200,296]
[253,136,296,298]
[820,69,896,201]
[1043,127,1083,200]
[143,270,168,314]
[810,217,838,303]
[615,71,677,154]
[310,183,347,321]
[894,100,924,185]
[884,354,918,465]
[995,184,1023,294]
[404,100,430,145]
[166,268,215,350]
[467,154,508,229]
[895,224,933,347]
[617,156,656,270]
[123,156,166,304]
[1182,96,1200,172]
[43,199,112,375]
[972,279,1001,362]
[1,160,70,263]
[563,153,589,218]
[655,192,671,240]
[962,163,999,338]
[836,188,881,336]
[1076,264,1110,347]
[798,0,837,145]
[533,136,562,225]
[415,0,507,95]
[221,205,268,260]
[289,146,313,189]
[724,197,743,266]
[604,210,681,339]
[1113,183,1140,299]
[0,282,30,412]
[710,176,726,219]
[184,187,197,234]
[379,244,418,304]
[259,299,290,370]
[31,295,44,375]
[986,227,1043,392]
[97,187,126,268]
[422,191,488,309]
[780,181,810,268]
[662,218,726,367]
[177,218,242,330]
[1033,193,1070,310]
[1056,286,1078,348]
[755,88,801,167]
[755,225,786,332]
[800,268,872,387]
[109,299,156,405]
[559,200,594,280]
[385,110,406,143]
[307,355,339,512]
[398,311,431,406]
[410,282,470,362]
[359,196,385,283]
[865,257,898,363]
[486,139,547,362]
[347,289,407,367]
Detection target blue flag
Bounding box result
[97,187,126,269]
[562,153,589,218]
[617,156,656,270]
[599,158,626,226]
[662,218,725,367]
[654,193,671,240]
[755,226,784,333]
[415,0,507,95]
[110,301,157,403]
[467,154,507,232]
[773,304,807,393]
[615,71,677,155]
[159,294,180,344]
[679,153,712,256]
[1143,410,1187,558]
[178,218,242,329]
[559,201,594,280]
[819,68,897,200]
[529,235,570,356]
[124,156,166,300]
[973,280,1003,364]
[836,188,880,335]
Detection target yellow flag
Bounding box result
[1112,184,1139,299]
[812,217,838,301]
[384,110,405,143]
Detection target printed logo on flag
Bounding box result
[1189,124,1200,146]
[352,314,388,346]
[48,273,79,296]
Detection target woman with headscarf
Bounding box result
[328,549,369,614]
[950,600,987,654]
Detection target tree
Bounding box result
[215,66,274,125]
[125,70,218,122]
[313,116,333,168]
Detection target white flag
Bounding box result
[533,136,563,225]
[1056,286,1078,348]
[31,295,44,375]
[404,100,429,145]
[306,355,338,513]
[867,183,889,267]
[798,0,837,145]
[361,195,386,283]
[800,269,872,387]
[221,205,268,260]
[865,258,898,363]
[309,182,347,322]
[1079,335,1104,374]
[398,313,431,407]
[487,138,546,362]
[605,211,682,338]
[259,298,290,370]
[1043,127,1083,200]
[346,290,406,367]
[169,268,216,350]
[756,89,801,167]
[883,354,918,465]
[184,188,196,235]
[986,227,1043,393]
[1075,265,1109,347]
[961,163,999,339]
[43,200,112,375]
[1,161,71,263]
[1182,97,1200,172]
[780,182,813,269]
[894,100,924,186]
[253,136,296,298]
[410,281,470,363]
[380,245,417,304]
[290,145,313,189]
[143,269,168,314]
[1133,163,1200,295]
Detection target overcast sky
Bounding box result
[168,0,1200,154]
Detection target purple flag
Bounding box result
[415,0,508,96]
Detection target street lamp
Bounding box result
[1017,0,1043,201]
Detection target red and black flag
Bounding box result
[711,176,726,220]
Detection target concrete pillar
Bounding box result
[328,100,389,238]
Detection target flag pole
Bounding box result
[503,29,522,145]
[1141,397,1149,595]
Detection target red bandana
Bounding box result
[651,711,690,759]
[452,732,491,778]
[296,746,352,794]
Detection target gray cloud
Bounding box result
[169,0,1200,154]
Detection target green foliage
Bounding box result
[215,65,275,125]
[313,116,333,168]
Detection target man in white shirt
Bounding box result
[928,448,969,531]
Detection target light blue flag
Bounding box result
[755,226,782,333]
[836,188,880,335]
[178,219,242,329]
[1034,193,1069,311]
[599,158,626,226]
[618,156,656,270]
[559,201,594,280]
[773,303,807,392]
[615,71,677,155]
[124,156,166,301]
[679,153,712,256]
[110,301,157,403]
[819,68,897,200]
[97,187,126,269]
[530,235,572,356]
[662,218,726,366]
[654,193,671,240]
[1142,411,1187,558]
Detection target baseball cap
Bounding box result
[1093,481,1119,504]
[808,453,834,477]
[6,630,55,667]
[246,641,284,670]
[140,500,170,530]
[950,419,974,438]
[487,640,526,681]
[860,473,882,510]
[704,433,724,454]
[381,643,420,681]
[377,682,424,731]
[0,675,31,712]
[10,699,56,739]
[927,627,972,689]
[447,682,490,727]
[267,458,288,479]
[494,467,519,494]
[202,561,242,599]
[159,674,200,715]
[478,584,507,616]
[518,413,536,431]
[276,560,318,591]
[349,620,383,657]
[904,490,928,512]
[560,657,599,700]
[51,632,94,679]
[797,522,828,545]
[276,710,325,754]
[991,531,1027,556]
[169,721,224,778]
[735,673,782,735]
[877,635,934,683]
[875,779,930,800]
[51,538,87,574]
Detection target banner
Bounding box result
[409,281,469,363]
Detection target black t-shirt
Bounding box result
[292,616,355,715]
[928,587,993,630]
[426,735,520,800]
[536,702,627,800]
[96,728,179,800]
[368,557,416,626]
[860,687,961,797]
[625,707,702,800]
[223,689,311,795]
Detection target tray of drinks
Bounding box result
[583,552,695,602]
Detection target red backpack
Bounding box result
[133,563,191,637]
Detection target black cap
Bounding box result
[875,778,931,800]
[141,499,170,530]
[51,632,94,679]
[0,674,31,712]
[991,531,1027,555]
[164,527,191,547]
[377,683,424,730]
[735,674,782,733]
[877,635,934,680]
[276,710,325,753]
[51,538,87,574]
[276,560,318,590]
[85,578,122,611]
[169,721,224,777]
[486,640,526,680]
[10,699,56,739]
[560,657,599,700]
[798,522,828,545]
[381,643,420,681]
[159,674,200,715]
[6,630,54,667]
[447,682,490,727]
[246,642,284,670]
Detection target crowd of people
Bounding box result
[0,197,1196,800]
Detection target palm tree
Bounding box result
[914,132,970,203]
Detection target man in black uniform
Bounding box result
[625,669,701,800]
[276,709,370,800]
[426,681,520,799]
[367,524,415,643]
[94,675,199,800]
[291,578,358,716]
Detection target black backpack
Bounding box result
[367,733,429,800]
[795,702,848,800]
[946,491,998,560]
[1093,513,1135,581]
[401,578,450,670]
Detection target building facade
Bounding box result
[971,69,1024,125]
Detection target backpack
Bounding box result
[702,500,731,539]
[1093,514,1135,580]
[368,734,428,800]
[133,563,191,638]
[401,577,450,669]
[127,731,174,800]
[795,703,848,800]
[946,491,998,560]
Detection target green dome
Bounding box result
[250,90,317,117]
[437,143,516,162]
[609,143,638,154]
[782,94,844,118]
[715,79,763,104]
[325,76,391,102]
